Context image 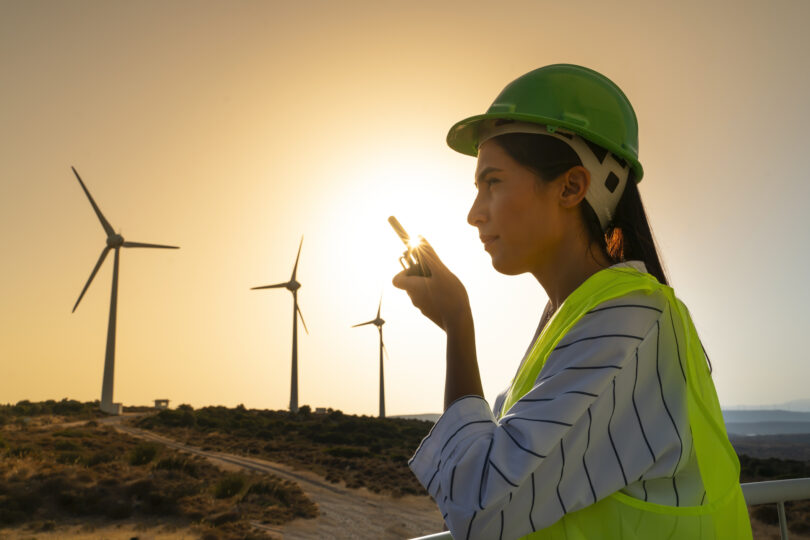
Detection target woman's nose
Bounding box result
[467,194,487,227]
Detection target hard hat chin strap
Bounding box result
[478,122,630,230]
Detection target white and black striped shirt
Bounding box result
[409,262,707,540]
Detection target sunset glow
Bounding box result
[2,0,809,416]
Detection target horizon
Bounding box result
[6,397,810,416]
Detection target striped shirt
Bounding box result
[408,262,707,540]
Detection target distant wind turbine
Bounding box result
[70,167,179,415]
[352,297,388,418]
[252,237,308,413]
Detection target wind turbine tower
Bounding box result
[252,237,308,413]
[70,167,179,415]
[352,298,387,418]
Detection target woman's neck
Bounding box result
[532,237,611,311]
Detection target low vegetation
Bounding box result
[0,421,317,538]
[137,404,810,534]
[136,404,434,497]
[0,399,102,426]
[740,454,810,536]
[5,400,810,537]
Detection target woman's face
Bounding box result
[467,139,565,275]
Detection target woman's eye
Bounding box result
[486,178,501,188]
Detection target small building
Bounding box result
[154,399,170,410]
[315,407,327,414]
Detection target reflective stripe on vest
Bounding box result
[498,267,752,539]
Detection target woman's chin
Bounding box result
[490,255,524,276]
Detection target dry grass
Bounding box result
[135,405,433,497]
[0,422,316,539]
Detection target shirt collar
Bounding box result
[610,260,648,274]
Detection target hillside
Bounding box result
[4,400,810,538]
[0,419,317,538]
[135,404,434,497]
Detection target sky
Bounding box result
[2,0,809,416]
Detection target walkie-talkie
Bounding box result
[388,216,431,277]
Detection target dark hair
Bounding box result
[492,132,668,285]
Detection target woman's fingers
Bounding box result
[392,238,471,331]
[412,239,445,273]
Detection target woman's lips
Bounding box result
[480,235,498,251]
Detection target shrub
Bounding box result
[56,451,82,465]
[9,444,36,458]
[54,440,80,452]
[214,474,246,499]
[326,446,370,459]
[84,451,116,467]
[129,443,159,466]
[104,500,133,519]
[53,429,84,438]
[155,456,198,477]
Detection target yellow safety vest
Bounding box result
[499,266,752,539]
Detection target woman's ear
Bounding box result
[559,166,590,208]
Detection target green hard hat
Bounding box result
[446,64,644,182]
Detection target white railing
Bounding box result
[743,478,810,539]
[410,478,810,540]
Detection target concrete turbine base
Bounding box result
[100,402,123,415]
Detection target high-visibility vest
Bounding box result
[499,266,752,539]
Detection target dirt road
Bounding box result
[113,422,444,540]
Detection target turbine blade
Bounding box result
[376,296,382,319]
[71,167,115,237]
[297,304,309,334]
[352,320,375,328]
[251,282,289,290]
[382,341,390,362]
[123,241,179,249]
[73,247,110,312]
[291,236,303,280]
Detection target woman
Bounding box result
[393,65,752,539]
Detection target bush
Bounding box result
[9,444,36,458]
[129,443,159,466]
[326,446,370,459]
[56,451,82,465]
[155,456,198,477]
[54,440,80,452]
[104,500,133,519]
[84,451,116,467]
[214,474,246,499]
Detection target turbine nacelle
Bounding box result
[106,234,125,248]
[288,280,301,292]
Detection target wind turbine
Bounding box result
[252,237,309,413]
[352,297,388,418]
[70,166,179,415]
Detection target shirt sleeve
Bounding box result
[409,292,676,540]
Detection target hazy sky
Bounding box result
[2,0,809,416]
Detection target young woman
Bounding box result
[393,65,752,539]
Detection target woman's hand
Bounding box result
[392,239,471,332]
